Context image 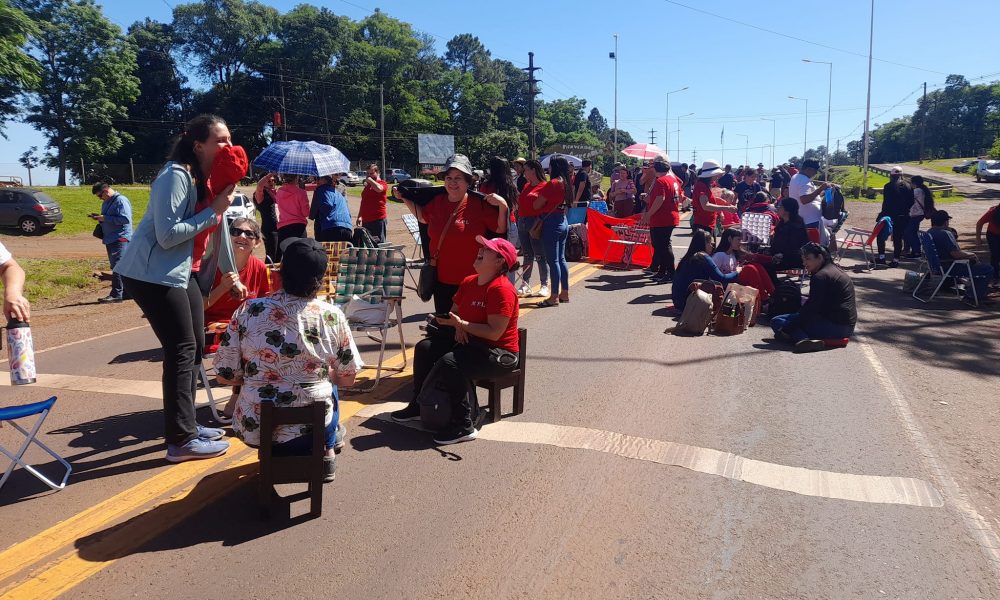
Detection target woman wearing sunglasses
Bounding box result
[204,217,270,325]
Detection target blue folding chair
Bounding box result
[913,231,979,307]
[0,396,72,493]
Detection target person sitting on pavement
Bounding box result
[745,191,780,228]
[671,229,738,312]
[0,241,30,322]
[711,228,775,308]
[975,202,1000,284]
[215,237,364,482]
[391,236,521,446]
[90,182,133,304]
[771,242,856,353]
[308,174,354,243]
[927,210,994,302]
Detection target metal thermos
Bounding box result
[5,318,36,385]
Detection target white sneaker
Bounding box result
[535,285,550,298]
[517,283,533,297]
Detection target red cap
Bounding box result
[476,235,517,270]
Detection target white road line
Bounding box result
[358,402,942,508]
[0,325,149,365]
[857,337,1000,574]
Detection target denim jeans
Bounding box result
[105,240,127,299]
[771,312,854,342]
[903,216,923,257]
[541,214,569,295]
[517,216,549,287]
[270,391,340,455]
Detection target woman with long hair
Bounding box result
[115,114,238,463]
[515,159,550,297]
[670,229,738,312]
[534,156,573,307]
[712,228,776,306]
[904,175,935,258]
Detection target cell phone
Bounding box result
[433,312,451,320]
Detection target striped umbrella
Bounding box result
[621,143,669,161]
[252,140,351,176]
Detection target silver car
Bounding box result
[0,187,63,234]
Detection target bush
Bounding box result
[990,137,1000,160]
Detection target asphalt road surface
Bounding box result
[2,223,1000,599]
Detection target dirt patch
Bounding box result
[0,232,106,259]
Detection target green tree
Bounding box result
[18,145,39,185]
[444,33,489,75]
[16,0,140,185]
[587,107,608,136]
[0,0,40,137]
[989,137,1000,160]
[465,129,526,168]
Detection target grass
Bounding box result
[829,166,964,204]
[903,157,977,178]
[36,186,151,236]
[20,257,107,304]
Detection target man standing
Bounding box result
[788,158,830,242]
[877,166,912,267]
[733,168,763,214]
[718,164,735,190]
[358,163,389,243]
[574,160,593,205]
[91,182,132,303]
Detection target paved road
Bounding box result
[876,163,1000,202]
[2,225,1000,599]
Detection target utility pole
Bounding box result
[322,94,332,145]
[918,81,927,163]
[524,52,541,159]
[380,83,386,175]
[80,157,85,184]
[610,35,618,158]
[861,0,875,191]
[648,129,657,145]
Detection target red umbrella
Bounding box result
[621,143,669,161]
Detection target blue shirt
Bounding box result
[100,193,132,244]
[311,184,353,232]
[671,254,739,311]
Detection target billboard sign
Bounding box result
[418,134,455,165]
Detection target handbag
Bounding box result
[92,222,103,239]
[712,289,748,336]
[417,198,465,302]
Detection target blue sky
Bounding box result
[2,0,996,185]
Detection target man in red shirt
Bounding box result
[358,163,389,243]
[640,159,683,280]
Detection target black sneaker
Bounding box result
[323,455,336,483]
[433,427,478,445]
[888,259,899,268]
[390,403,421,422]
[793,339,826,354]
[98,295,124,304]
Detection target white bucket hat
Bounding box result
[698,159,725,178]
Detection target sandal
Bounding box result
[536,298,560,308]
[558,294,570,303]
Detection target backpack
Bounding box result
[565,223,587,261]
[351,226,378,248]
[822,187,845,221]
[768,280,802,317]
[417,360,477,431]
[674,289,715,335]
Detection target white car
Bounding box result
[224,192,256,223]
[339,172,363,186]
[975,160,1000,183]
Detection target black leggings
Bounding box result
[278,223,307,245]
[432,280,461,315]
[988,233,1000,276]
[412,335,514,431]
[123,275,204,446]
[261,227,279,263]
[316,226,353,242]
[649,226,676,276]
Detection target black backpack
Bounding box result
[565,223,587,261]
[351,226,378,248]
[822,187,845,221]
[769,280,802,317]
[417,359,477,431]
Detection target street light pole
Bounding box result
[734,134,749,167]
[862,0,875,191]
[665,86,688,157]
[788,96,808,159]
[761,118,776,167]
[804,59,833,180]
[611,34,618,157]
[677,112,694,163]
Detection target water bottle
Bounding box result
[824,187,834,206]
[6,318,36,385]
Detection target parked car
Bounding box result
[385,168,412,183]
[975,160,1000,183]
[0,187,63,234]
[223,191,255,223]
[339,172,363,186]
[952,159,977,173]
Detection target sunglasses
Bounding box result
[230,228,258,239]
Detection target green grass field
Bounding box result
[828,166,963,204]
[20,257,107,304]
[36,186,151,236]
[903,158,977,178]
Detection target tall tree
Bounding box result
[18,145,39,185]
[587,107,608,136]
[0,0,40,137]
[16,0,139,185]
[444,34,489,75]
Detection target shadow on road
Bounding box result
[110,347,163,364]
[351,417,464,461]
[584,272,659,292]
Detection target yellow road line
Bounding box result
[0,261,603,598]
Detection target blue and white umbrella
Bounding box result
[252,140,351,176]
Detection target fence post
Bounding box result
[129,158,135,184]
[80,157,85,184]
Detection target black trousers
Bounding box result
[261,226,279,263]
[316,226,353,242]
[877,215,908,258]
[649,226,676,275]
[412,335,514,431]
[362,219,387,244]
[987,232,1000,276]
[278,223,307,245]
[124,275,204,446]
[432,280,461,315]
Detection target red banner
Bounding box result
[585,209,653,267]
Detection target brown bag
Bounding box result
[688,279,724,317]
[529,218,544,240]
[712,290,748,336]
[417,198,465,302]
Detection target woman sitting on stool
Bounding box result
[771,242,856,353]
[391,236,521,446]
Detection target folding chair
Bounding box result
[334,247,408,392]
[741,212,773,248]
[0,396,72,493]
[200,322,232,424]
[320,241,352,301]
[913,231,979,307]
[401,213,424,260]
[604,225,651,270]
[835,220,885,272]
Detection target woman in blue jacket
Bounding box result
[671,229,738,312]
[115,114,240,463]
[309,174,354,242]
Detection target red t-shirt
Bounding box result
[977,207,1000,236]
[518,181,546,218]
[424,194,500,285]
[647,173,682,227]
[204,255,271,323]
[692,179,720,229]
[191,197,222,272]
[536,179,567,214]
[360,178,388,223]
[452,274,519,353]
[479,182,515,223]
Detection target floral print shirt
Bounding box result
[214,290,364,447]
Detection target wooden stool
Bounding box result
[475,328,527,424]
[258,401,326,519]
